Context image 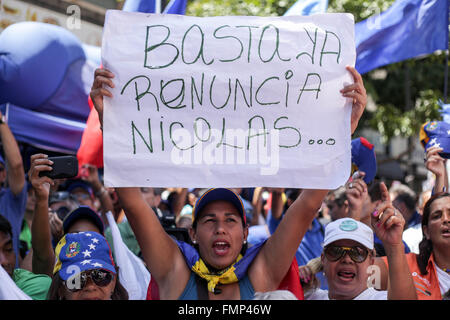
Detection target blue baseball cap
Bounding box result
[67,180,94,197]
[351,137,377,184]
[192,188,246,226]
[53,231,116,281]
[420,121,450,159]
[62,206,104,235]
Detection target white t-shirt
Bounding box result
[435,265,450,296]
[305,287,388,300]
[402,224,422,254]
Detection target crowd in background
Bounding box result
[0,93,449,300]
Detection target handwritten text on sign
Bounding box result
[102,11,355,188]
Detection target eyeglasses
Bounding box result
[324,245,370,263]
[64,269,114,292]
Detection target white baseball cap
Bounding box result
[323,218,374,250]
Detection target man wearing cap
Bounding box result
[304,182,416,300]
[0,110,27,268]
[68,163,115,222]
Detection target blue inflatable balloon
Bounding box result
[0,21,91,121]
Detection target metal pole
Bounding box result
[156,0,161,13]
[445,49,449,104]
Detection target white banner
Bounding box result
[102,10,355,188]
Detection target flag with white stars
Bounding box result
[420,121,450,159]
[53,231,116,281]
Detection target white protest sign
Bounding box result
[101,10,355,188]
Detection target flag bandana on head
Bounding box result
[53,231,116,281]
[176,240,265,293]
[420,121,450,159]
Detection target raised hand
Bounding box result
[425,146,446,177]
[89,68,115,128]
[48,210,64,242]
[341,66,367,134]
[371,182,405,247]
[28,154,54,200]
[80,163,102,190]
[345,171,368,220]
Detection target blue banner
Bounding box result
[356,0,449,74]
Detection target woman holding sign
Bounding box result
[90,66,366,299]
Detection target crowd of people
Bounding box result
[0,65,449,301]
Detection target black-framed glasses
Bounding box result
[64,269,114,292]
[324,245,370,263]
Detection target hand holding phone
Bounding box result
[38,156,78,179]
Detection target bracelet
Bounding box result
[0,114,6,125]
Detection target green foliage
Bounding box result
[328,0,395,21]
[186,0,280,16]
[186,0,449,142]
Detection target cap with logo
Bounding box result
[420,120,450,159]
[53,231,116,281]
[323,218,374,250]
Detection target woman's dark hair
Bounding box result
[46,267,129,300]
[416,192,450,275]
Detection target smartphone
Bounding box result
[38,156,78,179]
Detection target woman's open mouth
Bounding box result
[337,270,356,282]
[212,241,230,256]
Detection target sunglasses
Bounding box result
[64,269,114,292]
[324,245,370,263]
